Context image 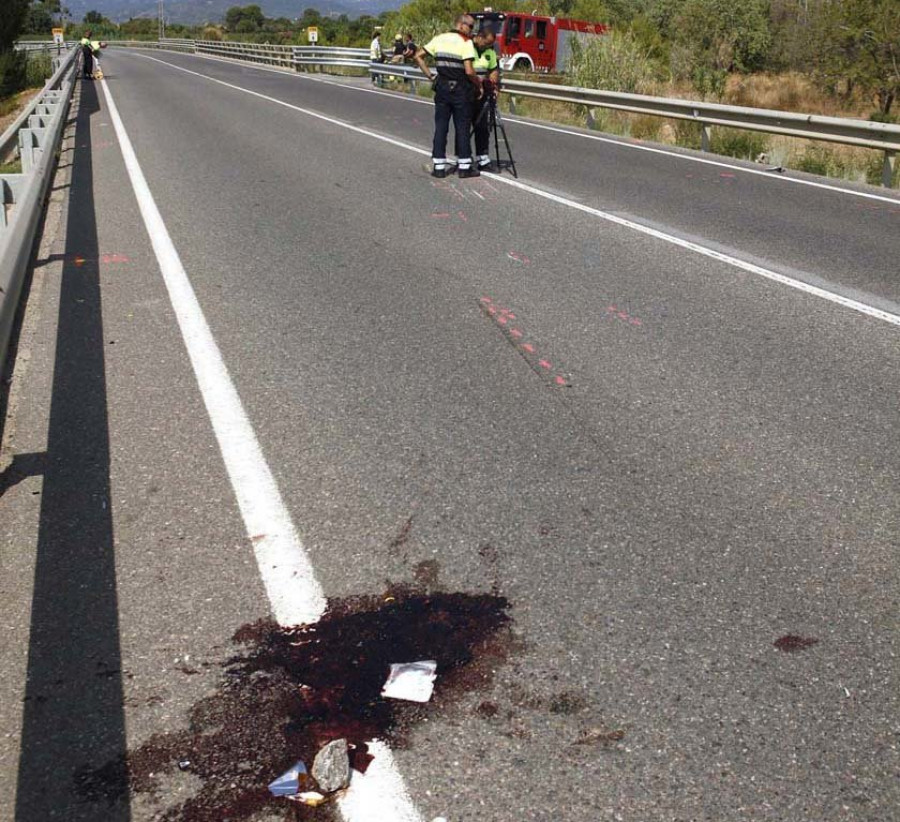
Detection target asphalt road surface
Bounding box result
[1,49,899,822]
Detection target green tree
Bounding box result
[570,27,661,91]
[676,0,771,72]
[817,0,899,115]
[25,1,58,34]
[83,9,104,24]
[1,0,29,99]
[225,4,265,32]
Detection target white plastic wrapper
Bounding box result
[381,660,438,703]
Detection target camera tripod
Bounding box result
[473,92,517,178]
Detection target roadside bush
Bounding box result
[25,52,52,88]
[569,29,660,94]
[864,152,899,187]
[709,128,768,160]
[629,113,663,141]
[795,144,855,179]
[0,49,28,99]
[673,119,703,149]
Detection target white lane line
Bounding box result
[100,73,424,822]
[125,55,900,330]
[336,740,423,822]
[99,76,327,626]
[130,49,900,206]
[501,117,900,206]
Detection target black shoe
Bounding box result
[431,168,448,178]
[458,167,481,179]
[478,162,495,173]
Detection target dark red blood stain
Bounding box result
[74,590,512,820]
[774,635,818,653]
[412,559,440,589]
[388,516,413,551]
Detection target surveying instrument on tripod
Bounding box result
[473,83,517,178]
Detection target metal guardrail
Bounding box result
[371,63,900,187]
[292,45,369,70]
[14,41,68,52]
[0,47,78,369]
[194,40,294,68]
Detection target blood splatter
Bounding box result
[774,635,818,653]
[74,589,513,821]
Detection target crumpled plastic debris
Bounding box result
[287,791,328,806]
[381,660,438,703]
[268,761,308,797]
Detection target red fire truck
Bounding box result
[472,10,608,73]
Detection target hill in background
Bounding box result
[64,0,398,24]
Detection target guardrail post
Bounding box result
[509,96,518,115]
[17,129,45,174]
[883,150,897,188]
[701,123,711,152]
[0,177,21,230]
[586,108,597,129]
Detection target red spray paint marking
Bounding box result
[72,253,131,267]
[507,251,530,264]
[604,304,644,330]
[457,211,468,222]
[431,212,450,219]
[479,297,570,387]
[720,172,736,178]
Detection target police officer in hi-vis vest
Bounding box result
[415,14,484,178]
[471,28,501,172]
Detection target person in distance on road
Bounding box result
[471,28,500,172]
[402,33,417,62]
[370,30,382,62]
[80,30,94,80]
[390,33,405,64]
[370,30,383,85]
[414,14,483,179]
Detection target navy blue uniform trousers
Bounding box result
[432,78,474,164]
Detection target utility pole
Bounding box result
[158,0,165,40]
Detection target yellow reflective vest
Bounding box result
[424,31,476,82]
[473,46,498,76]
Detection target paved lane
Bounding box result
[125,49,900,308]
[1,48,898,822]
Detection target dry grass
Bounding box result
[0,88,43,135]
[723,72,871,119]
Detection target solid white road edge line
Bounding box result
[100,74,425,822]
[127,55,900,330]
[98,74,327,626]
[125,48,900,206]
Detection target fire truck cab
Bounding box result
[472,10,608,73]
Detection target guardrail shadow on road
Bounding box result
[13,79,131,822]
